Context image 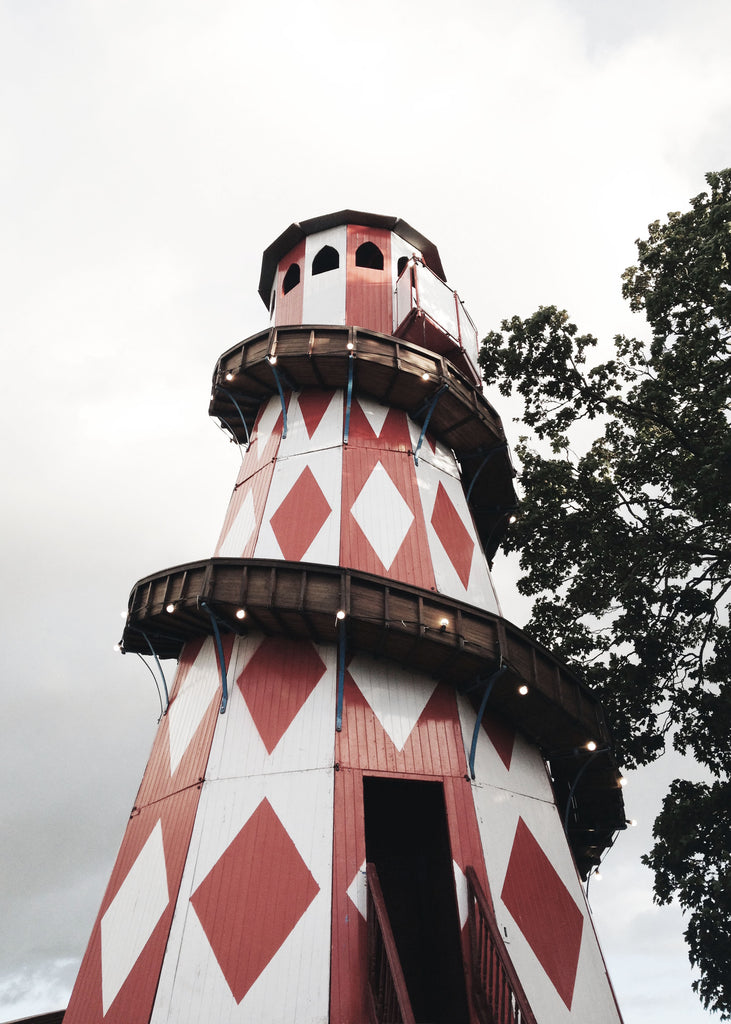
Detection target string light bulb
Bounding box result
[166,603,175,614]
[518,684,529,696]
[336,610,346,620]
[235,608,246,620]
[586,740,597,751]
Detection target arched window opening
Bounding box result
[397,256,409,276]
[356,241,384,270]
[282,262,301,295]
[312,245,340,275]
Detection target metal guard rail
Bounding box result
[466,866,538,1024]
[366,863,416,1024]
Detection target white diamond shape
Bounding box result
[453,860,468,931]
[348,654,437,751]
[346,860,368,920]
[356,395,390,437]
[351,462,414,570]
[218,489,257,557]
[101,820,169,1013]
[255,395,283,450]
[168,638,220,775]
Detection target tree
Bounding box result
[478,169,731,1017]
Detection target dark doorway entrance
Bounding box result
[363,777,469,1024]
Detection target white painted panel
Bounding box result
[456,693,555,804]
[217,489,257,558]
[353,393,391,440]
[253,394,285,452]
[167,638,221,776]
[350,461,415,570]
[347,652,437,751]
[303,225,347,325]
[470,782,621,1023]
[279,388,343,459]
[150,768,333,1024]
[414,455,500,613]
[254,446,342,565]
[101,820,170,1014]
[406,415,461,478]
[206,635,337,780]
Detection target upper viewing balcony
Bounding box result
[393,256,481,386]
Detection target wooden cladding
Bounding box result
[209,325,517,561]
[122,557,609,754]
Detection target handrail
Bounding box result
[366,863,416,1024]
[465,866,538,1024]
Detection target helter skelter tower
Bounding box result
[66,212,628,1024]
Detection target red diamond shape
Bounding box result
[298,390,334,438]
[431,481,474,588]
[501,818,583,1008]
[270,465,331,561]
[191,798,320,1004]
[482,712,515,771]
[237,637,327,753]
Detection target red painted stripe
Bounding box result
[274,238,305,326]
[345,225,392,334]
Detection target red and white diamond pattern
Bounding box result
[150,770,333,1023]
[100,820,169,1014]
[215,395,284,557]
[215,388,501,606]
[150,635,336,1022]
[347,652,437,751]
[167,637,221,776]
[206,635,336,781]
[465,706,622,1022]
[350,461,415,571]
[284,388,343,454]
[415,455,500,612]
[456,693,554,800]
[254,446,341,564]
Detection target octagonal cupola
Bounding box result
[259,210,482,385]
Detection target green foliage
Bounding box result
[479,170,731,1016]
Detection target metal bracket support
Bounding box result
[215,385,251,449]
[413,385,448,466]
[126,626,170,713]
[268,359,289,439]
[200,601,229,714]
[335,616,347,732]
[468,664,508,779]
[343,353,354,446]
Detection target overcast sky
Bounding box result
[1,0,729,1020]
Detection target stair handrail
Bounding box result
[366,862,416,1024]
[465,865,538,1024]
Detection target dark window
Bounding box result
[312,245,340,275]
[355,241,384,270]
[397,256,409,276]
[282,263,300,295]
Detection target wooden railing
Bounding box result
[466,866,538,1024]
[366,863,416,1024]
